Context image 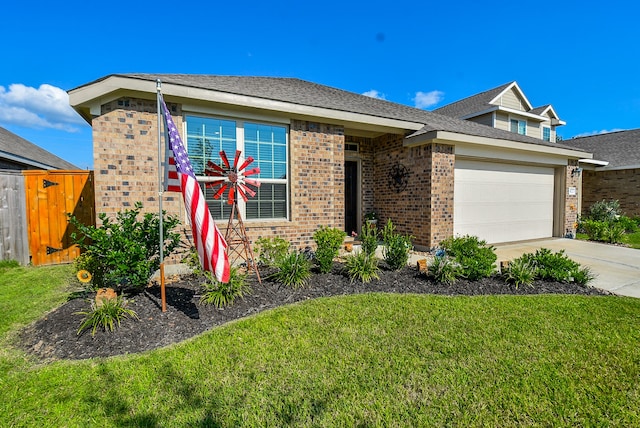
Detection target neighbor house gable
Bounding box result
[0,126,78,170]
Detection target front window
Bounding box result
[185,115,288,221]
[542,126,551,142]
[510,119,527,136]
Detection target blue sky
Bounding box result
[1,0,638,170]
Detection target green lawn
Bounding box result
[2,265,640,426]
[576,231,640,249]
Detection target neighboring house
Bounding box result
[0,126,78,170]
[562,129,640,216]
[69,74,593,249]
[433,81,566,143]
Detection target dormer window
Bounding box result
[510,119,527,136]
[542,126,551,142]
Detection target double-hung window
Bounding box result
[185,115,288,221]
[510,119,527,136]
[542,126,551,142]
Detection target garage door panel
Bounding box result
[454,160,554,244]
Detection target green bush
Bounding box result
[573,266,596,286]
[254,236,290,267]
[313,226,346,273]
[428,256,460,285]
[587,199,621,222]
[439,235,496,280]
[381,219,413,270]
[360,223,379,257]
[523,248,582,283]
[271,251,312,288]
[199,266,250,308]
[581,219,626,244]
[76,295,138,336]
[344,250,380,283]
[68,202,181,292]
[615,215,639,233]
[503,257,536,289]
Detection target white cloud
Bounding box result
[362,89,386,100]
[573,128,626,138]
[0,83,85,132]
[413,90,444,109]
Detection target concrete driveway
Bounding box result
[494,238,640,298]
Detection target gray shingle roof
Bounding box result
[561,129,640,169]
[0,126,78,170]
[432,82,514,118]
[76,74,582,152]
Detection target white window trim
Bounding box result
[542,125,551,142]
[183,115,290,222]
[509,117,527,136]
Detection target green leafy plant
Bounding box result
[439,235,496,280]
[199,266,250,308]
[616,215,639,233]
[313,226,346,273]
[522,248,584,283]
[581,219,626,244]
[360,222,379,257]
[573,266,596,285]
[76,295,138,336]
[254,236,290,267]
[68,202,182,292]
[428,255,460,285]
[503,257,537,288]
[587,199,621,222]
[344,250,380,283]
[270,251,312,288]
[381,219,413,270]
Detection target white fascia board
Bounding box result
[488,82,534,110]
[597,164,640,171]
[579,158,609,166]
[496,106,549,122]
[405,130,593,161]
[70,75,425,133]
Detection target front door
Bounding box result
[344,160,358,235]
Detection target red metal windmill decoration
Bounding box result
[205,150,262,282]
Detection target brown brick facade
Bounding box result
[565,161,581,236]
[582,168,640,217]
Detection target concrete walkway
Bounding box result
[494,238,640,298]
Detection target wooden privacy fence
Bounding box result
[0,170,30,265]
[23,170,95,266]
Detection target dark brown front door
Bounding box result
[345,161,358,235]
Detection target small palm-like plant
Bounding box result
[503,257,537,289]
[200,267,250,308]
[76,295,138,336]
[344,250,380,283]
[271,251,312,288]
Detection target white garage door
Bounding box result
[454,160,554,244]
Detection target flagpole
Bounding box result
[156,79,167,312]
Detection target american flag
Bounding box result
[160,95,230,283]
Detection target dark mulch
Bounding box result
[17,263,612,362]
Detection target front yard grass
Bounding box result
[576,231,640,249]
[2,265,640,426]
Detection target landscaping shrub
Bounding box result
[76,295,138,336]
[587,199,621,222]
[523,248,588,283]
[428,255,460,285]
[254,236,290,267]
[68,202,181,292]
[381,219,413,270]
[360,222,379,257]
[199,266,250,308]
[581,219,626,244]
[439,235,496,280]
[616,215,639,233]
[503,257,536,288]
[313,226,346,273]
[271,250,312,288]
[344,250,380,283]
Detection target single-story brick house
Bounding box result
[69,74,593,249]
[562,129,640,216]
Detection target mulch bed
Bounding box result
[17,263,612,362]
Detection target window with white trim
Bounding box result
[185,115,288,221]
[542,126,551,142]
[510,119,527,136]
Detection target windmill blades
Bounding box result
[219,150,231,168]
[237,186,249,203]
[239,183,256,198]
[227,186,235,205]
[237,156,254,172]
[206,160,227,175]
[233,150,241,170]
[244,178,261,188]
[212,183,229,200]
[243,167,261,177]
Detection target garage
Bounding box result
[454,159,555,244]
